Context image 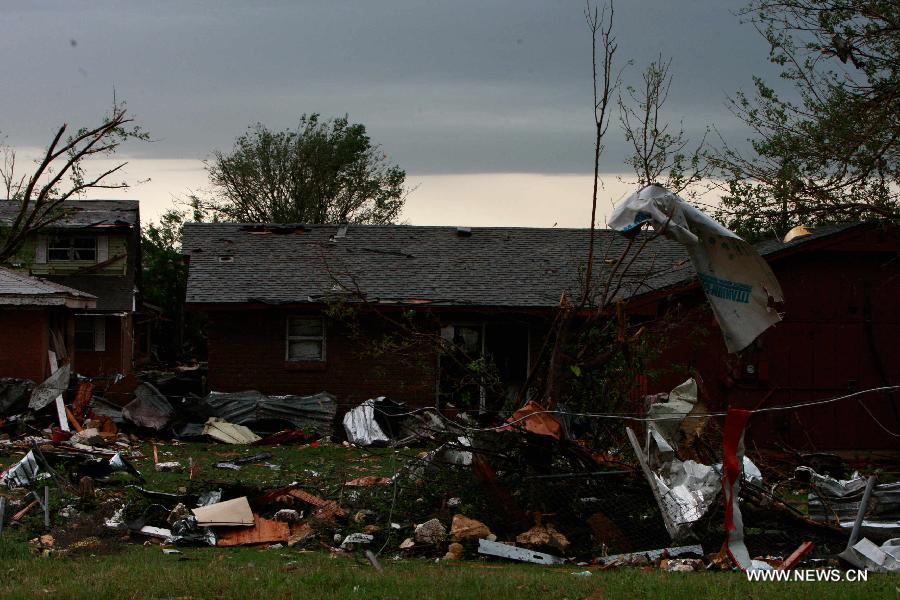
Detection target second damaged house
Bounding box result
[181,223,683,411]
[0,200,141,379]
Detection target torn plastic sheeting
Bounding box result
[343,398,390,446]
[646,378,697,444]
[609,185,784,353]
[1,450,41,487]
[122,382,173,430]
[169,516,217,546]
[201,390,336,435]
[28,365,70,411]
[203,417,262,444]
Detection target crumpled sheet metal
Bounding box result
[655,459,720,527]
[609,184,784,353]
[799,466,900,536]
[28,365,70,411]
[343,398,390,446]
[647,378,697,443]
[122,382,173,430]
[843,537,900,572]
[1,450,40,487]
[201,390,336,435]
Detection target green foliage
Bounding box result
[713,0,900,239]
[140,197,214,359]
[206,113,406,225]
[619,54,711,198]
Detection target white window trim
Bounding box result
[285,316,326,362]
[47,236,97,262]
[74,315,106,352]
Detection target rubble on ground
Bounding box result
[0,370,895,576]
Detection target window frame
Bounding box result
[285,316,326,362]
[74,316,96,352]
[47,236,97,262]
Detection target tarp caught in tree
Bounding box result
[609,184,784,353]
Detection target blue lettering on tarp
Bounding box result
[698,273,752,304]
[622,211,653,233]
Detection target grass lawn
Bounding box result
[2,441,897,598]
[131,439,403,492]
[0,542,896,600]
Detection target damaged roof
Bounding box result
[0,266,96,308]
[182,223,688,308]
[637,222,880,296]
[42,274,136,312]
[0,199,139,229]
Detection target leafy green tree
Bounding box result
[713,0,899,240]
[618,54,711,198]
[206,114,406,224]
[141,197,213,359]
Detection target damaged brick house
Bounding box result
[0,200,141,380]
[627,222,900,450]
[0,267,97,382]
[183,220,899,451]
[181,223,682,411]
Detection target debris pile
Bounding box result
[0,369,896,576]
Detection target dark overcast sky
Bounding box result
[1,0,779,177]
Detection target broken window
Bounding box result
[286,316,325,361]
[438,322,529,412]
[74,316,105,352]
[48,236,96,261]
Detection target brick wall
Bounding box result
[642,245,900,450]
[76,314,133,377]
[206,309,439,407]
[0,308,50,382]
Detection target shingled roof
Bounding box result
[0,267,96,308]
[182,223,689,308]
[0,199,139,229]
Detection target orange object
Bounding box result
[65,407,84,432]
[499,400,562,440]
[11,499,39,522]
[216,515,290,547]
[344,476,392,487]
[777,541,815,570]
[72,381,94,418]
